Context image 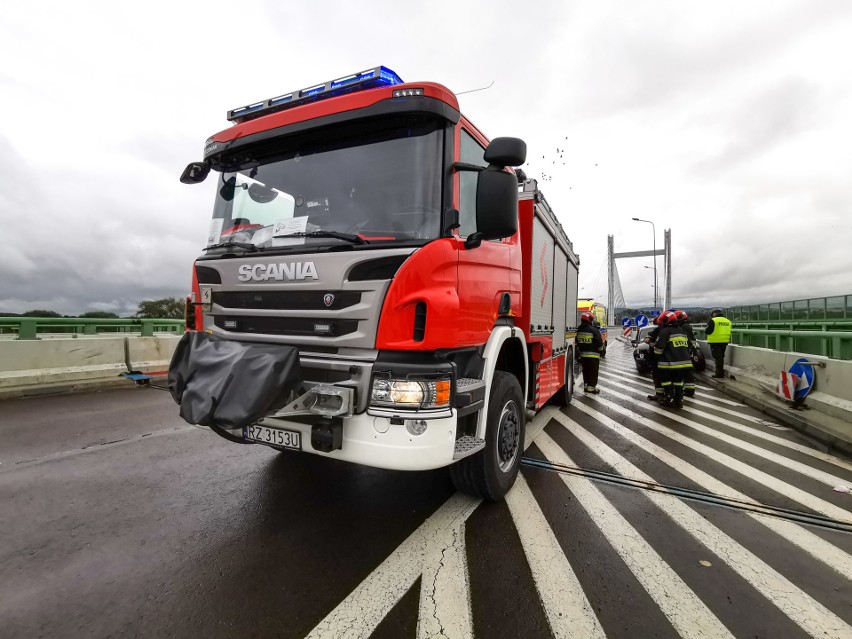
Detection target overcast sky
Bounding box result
[1,0,850,315]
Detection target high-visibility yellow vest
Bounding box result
[707,317,732,343]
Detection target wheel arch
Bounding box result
[476,325,528,439]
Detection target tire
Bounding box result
[550,349,575,406]
[450,371,525,501]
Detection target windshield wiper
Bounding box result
[204,241,260,252]
[273,231,368,245]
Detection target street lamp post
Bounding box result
[632,217,657,310]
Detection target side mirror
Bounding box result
[484,137,526,167]
[475,167,518,242]
[472,137,525,244]
[180,161,210,184]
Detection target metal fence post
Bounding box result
[16,319,39,340]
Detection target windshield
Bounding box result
[205,116,444,251]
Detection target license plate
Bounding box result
[244,424,301,450]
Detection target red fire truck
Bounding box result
[175,66,580,500]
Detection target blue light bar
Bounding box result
[227,66,405,124]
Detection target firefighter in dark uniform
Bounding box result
[654,311,693,408]
[674,309,697,397]
[645,314,664,401]
[577,311,603,393]
[706,308,732,378]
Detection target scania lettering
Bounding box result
[237,262,319,282]
[174,66,580,501]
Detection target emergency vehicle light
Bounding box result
[227,66,405,124]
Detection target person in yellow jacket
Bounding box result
[706,308,732,378]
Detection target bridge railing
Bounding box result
[726,294,852,322]
[694,324,852,360]
[0,317,185,340]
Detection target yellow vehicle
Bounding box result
[577,299,607,357]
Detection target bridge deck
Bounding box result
[1,340,850,638]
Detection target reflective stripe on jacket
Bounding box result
[706,317,732,343]
[654,326,692,369]
[577,323,603,357]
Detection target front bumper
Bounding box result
[257,409,459,471]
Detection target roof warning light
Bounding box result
[227,66,405,124]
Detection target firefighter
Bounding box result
[644,314,664,401]
[654,311,693,408]
[706,308,732,378]
[674,309,697,397]
[577,311,603,393]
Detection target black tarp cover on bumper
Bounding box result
[168,331,302,431]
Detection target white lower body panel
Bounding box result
[257,410,459,472]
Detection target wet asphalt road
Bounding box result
[1,340,851,638]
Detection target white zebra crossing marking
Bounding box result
[307,407,558,638]
[534,432,735,639]
[584,394,852,522]
[594,381,851,489]
[560,403,852,582]
[596,369,852,473]
[506,474,606,638]
[538,423,852,638]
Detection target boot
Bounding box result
[673,386,684,409]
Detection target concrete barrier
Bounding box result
[0,334,181,399]
[697,341,852,454]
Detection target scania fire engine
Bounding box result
[174,66,580,500]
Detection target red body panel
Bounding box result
[375,239,460,350]
[211,83,459,144]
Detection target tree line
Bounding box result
[3,297,186,320]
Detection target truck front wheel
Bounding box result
[450,371,525,501]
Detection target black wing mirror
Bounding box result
[180,161,210,184]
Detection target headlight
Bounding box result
[371,378,451,409]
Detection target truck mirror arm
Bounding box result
[452,162,485,173]
[464,232,484,250]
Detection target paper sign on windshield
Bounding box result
[272,216,309,246]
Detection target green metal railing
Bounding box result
[0,317,185,340]
[726,294,852,322]
[695,325,852,360]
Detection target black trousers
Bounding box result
[580,356,599,388]
[659,368,685,402]
[710,343,728,376]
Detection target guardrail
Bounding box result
[726,294,852,322]
[0,317,185,340]
[694,326,852,360]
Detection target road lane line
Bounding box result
[582,394,852,522]
[598,384,852,489]
[604,363,740,405]
[308,406,557,637]
[597,370,852,474]
[417,518,473,639]
[559,405,852,581]
[307,492,479,639]
[505,474,606,639]
[538,427,852,639]
[534,433,734,639]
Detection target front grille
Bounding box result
[212,290,360,311]
[215,316,358,337]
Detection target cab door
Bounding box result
[455,123,521,346]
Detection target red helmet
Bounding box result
[659,310,677,326]
[580,311,595,323]
[674,309,689,323]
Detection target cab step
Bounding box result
[453,435,485,459]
